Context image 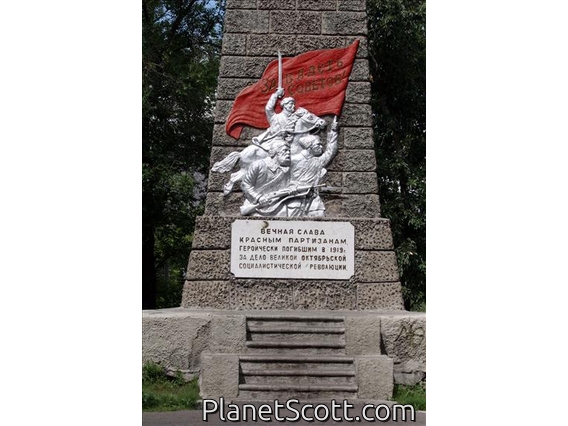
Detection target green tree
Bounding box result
[142,0,225,309]
[367,0,426,310]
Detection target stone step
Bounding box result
[240,361,353,370]
[247,316,345,329]
[239,384,358,392]
[246,315,345,322]
[247,325,345,334]
[246,341,345,349]
[237,390,358,400]
[239,355,354,363]
[242,375,356,385]
[241,368,355,377]
[248,332,345,342]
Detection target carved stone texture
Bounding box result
[345,82,371,104]
[142,311,212,371]
[352,219,394,250]
[258,0,296,9]
[338,0,367,11]
[181,281,232,309]
[200,354,239,399]
[343,127,374,149]
[221,34,247,55]
[320,194,380,218]
[226,0,257,9]
[328,149,376,172]
[247,34,297,56]
[204,192,243,216]
[220,56,273,78]
[381,314,426,385]
[298,0,337,11]
[357,283,405,310]
[214,100,234,124]
[341,194,381,217]
[209,315,247,353]
[343,172,379,194]
[293,281,357,310]
[349,59,370,82]
[224,10,270,34]
[357,356,394,400]
[355,251,399,282]
[186,250,231,280]
[322,12,368,36]
[347,36,368,58]
[345,316,382,355]
[216,78,256,100]
[295,36,346,55]
[341,103,373,127]
[192,216,234,249]
[270,11,322,35]
[320,171,343,188]
[231,279,295,309]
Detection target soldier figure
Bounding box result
[287,119,339,217]
[253,88,297,146]
[241,139,292,217]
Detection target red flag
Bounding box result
[225,40,360,139]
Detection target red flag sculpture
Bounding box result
[225,40,360,139]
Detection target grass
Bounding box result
[393,383,426,411]
[142,362,200,411]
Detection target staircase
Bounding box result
[237,315,358,400]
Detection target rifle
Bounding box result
[240,184,325,216]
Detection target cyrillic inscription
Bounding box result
[231,220,354,279]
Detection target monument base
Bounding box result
[142,308,426,401]
[182,216,404,310]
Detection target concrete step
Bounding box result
[241,368,355,376]
[240,355,355,373]
[247,316,344,329]
[242,375,356,385]
[237,390,358,400]
[247,325,345,334]
[248,332,345,342]
[239,384,358,392]
[246,315,344,322]
[239,355,354,363]
[246,340,345,349]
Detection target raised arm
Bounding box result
[319,119,339,167]
[265,88,284,122]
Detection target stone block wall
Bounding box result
[206,0,380,218]
[182,216,404,310]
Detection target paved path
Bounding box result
[143,404,426,425]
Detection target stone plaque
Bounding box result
[231,220,354,279]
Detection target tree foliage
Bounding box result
[142,0,225,309]
[368,0,426,310]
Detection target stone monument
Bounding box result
[143,0,426,402]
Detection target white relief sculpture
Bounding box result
[211,51,341,218]
[252,88,296,147]
[211,96,327,195]
[287,118,339,217]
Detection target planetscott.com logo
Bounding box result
[202,398,416,422]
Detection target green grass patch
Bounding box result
[142,361,200,411]
[393,383,426,411]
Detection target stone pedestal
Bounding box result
[182,216,404,310]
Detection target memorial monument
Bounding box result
[143,0,426,402]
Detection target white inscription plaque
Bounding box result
[231,220,354,280]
